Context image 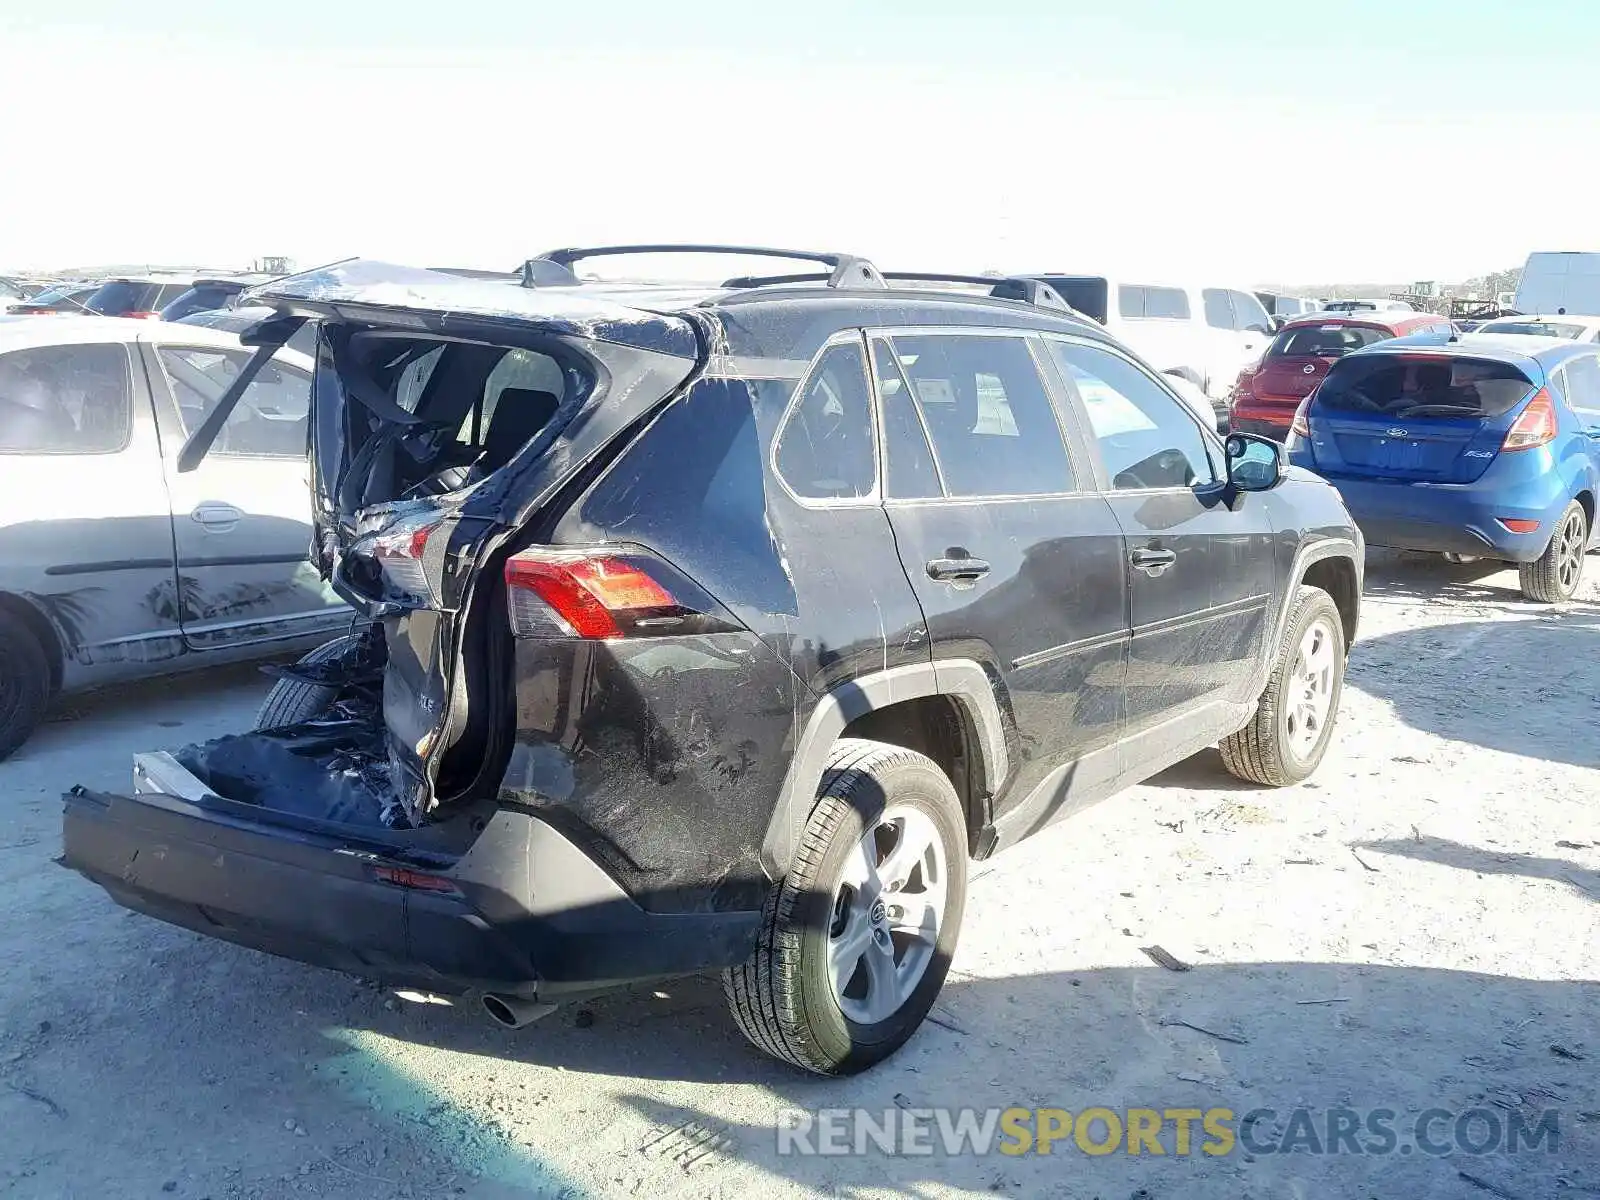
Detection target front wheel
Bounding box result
[1519,501,1588,603]
[1221,586,1347,787]
[724,739,967,1075]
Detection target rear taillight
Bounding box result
[1502,388,1557,452]
[1289,398,1312,439]
[1229,368,1256,408]
[504,546,731,640]
[362,511,445,604]
[123,310,161,320]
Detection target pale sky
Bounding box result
[2,1,1595,285]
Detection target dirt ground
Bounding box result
[2,551,1597,1200]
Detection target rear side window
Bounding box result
[1269,324,1392,358]
[774,341,876,500]
[1120,285,1190,321]
[1559,355,1600,421]
[1048,339,1214,490]
[890,333,1073,497]
[1227,290,1274,334]
[0,342,133,454]
[159,346,311,458]
[1316,355,1535,419]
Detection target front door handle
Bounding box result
[926,557,991,584]
[1130,547,1177,576]
[191,503,243,531]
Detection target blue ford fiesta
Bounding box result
[1287,333,1600,601]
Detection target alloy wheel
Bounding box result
[827,805,946,1025]
[1284,616,1337,760]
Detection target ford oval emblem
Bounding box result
[1302,363,1317,374]
[1386,427,1409,438]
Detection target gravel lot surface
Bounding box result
[2,551,1597,1199]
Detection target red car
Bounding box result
[1230,311,1451,438]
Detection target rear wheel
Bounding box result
[1519,501,1588,603]
[1221,587,1346,787]
[0,611,50,763]
[252,635,357,730]
[724,739,967,1075]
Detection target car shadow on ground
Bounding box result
[32,932,1594,1198]
[1358,835,1600,904]
[1346,610,1600,770]
[1361,548,1600,610]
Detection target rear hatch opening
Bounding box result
[156,261,704,832]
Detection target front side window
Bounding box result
[1203,288,1235,330]
[872,338,941,500]
[890,333,1074,498]
[1048,339,1214,491]
[0,342,133,454]
[1228,290,1275,334]
[159,346,311,458]
[774,341,876,500]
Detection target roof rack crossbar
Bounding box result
[877,272,1074,314]
[521,244,886,290]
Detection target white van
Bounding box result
[1030,275,1275,413]
[1513,252,1600,315]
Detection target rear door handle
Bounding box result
[1130,547,1177,576]
[191,503,243,530]
[926,557,991,584]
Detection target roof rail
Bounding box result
[520,244,887,290]
[876,272,1076,315]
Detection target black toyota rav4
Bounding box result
[62,247,1363,1075]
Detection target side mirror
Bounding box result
[1225,432,1285,492]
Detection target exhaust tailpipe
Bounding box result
[481,993,557,1030]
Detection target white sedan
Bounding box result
[0,316,348,760]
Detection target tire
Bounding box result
[724,738,967,1075]
[252,635,355,731]
[0,610,50,763]
[1518,500,1588,603]
[1220,586,1346,787]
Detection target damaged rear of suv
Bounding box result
[63,248,1362,1074]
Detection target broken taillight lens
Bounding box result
[1502,388,1557,452]
[364,512,445,604]
[504,547,720,640]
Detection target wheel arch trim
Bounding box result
[759,660,1008,878]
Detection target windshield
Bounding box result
[1316,354,1535,419]
[1268,324,1392,359]
[1480,320,1586,339]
